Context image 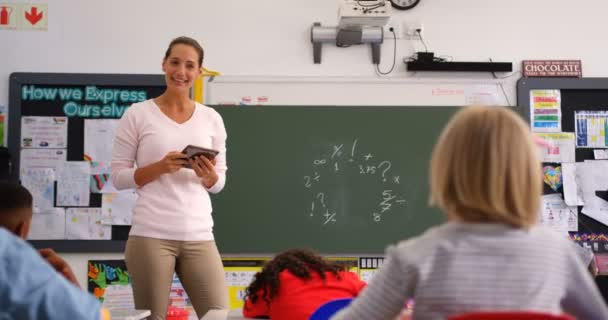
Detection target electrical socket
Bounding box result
[404,22,423,40]
[383,22,402,39]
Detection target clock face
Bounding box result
[389,0,421,10]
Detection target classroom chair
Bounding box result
[448,311,575,320]
[309,298,353,320]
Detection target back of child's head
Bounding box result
[0,181,33,237]
[244,248,344,304]
[429,106,541,229]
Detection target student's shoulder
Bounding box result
[527,226,573,247]
[388,223,454,262]
[0,228,54,281]
[0,227,31,258]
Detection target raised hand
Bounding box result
[39,248,80,287]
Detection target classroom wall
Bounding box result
[2,0,608,286]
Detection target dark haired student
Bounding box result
[243,248,367,320]
[0,182,108,320]
[111,36,229,319]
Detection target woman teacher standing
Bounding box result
[111,36,229,320]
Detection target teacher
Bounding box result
[111,36,229,319]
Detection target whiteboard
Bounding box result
[204,76,508,106]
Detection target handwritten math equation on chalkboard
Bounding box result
[303,139,407,226]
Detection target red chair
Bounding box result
[449,311,575,320]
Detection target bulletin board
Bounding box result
[517,77,608,237]
[8,72,166,252]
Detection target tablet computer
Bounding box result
[181,145,219,161]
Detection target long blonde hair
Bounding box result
[429,106,541,228]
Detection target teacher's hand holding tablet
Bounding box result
[157,151,189,174]
[190,155,218,188]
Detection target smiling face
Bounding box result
[162,43,202,92]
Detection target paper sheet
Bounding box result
[224,271,257,287]
[536,132,575,163]
[463,85,502,106]
[28,208,66,240]
[101,191,137,225]
[65,208,111,240]
[579,160,608,226]
[594,149,608,160]
[562,163,584,206]
[84,119,118,174]
[102,284,136,311]
[57,161,90,207]
[20,167,55,210]
[21,116,68,148]
[530,90,561,133]
[359,270,379,283]
[539,194,578,232]
[575,111,608,148]
[20,148,66,174]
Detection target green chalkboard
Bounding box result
[211,106,461,254]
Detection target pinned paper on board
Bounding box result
[530,90,561,133]
[65,208,110,240]
[84,119,118,174]
[594,149,608,160]
[19,148,66,176]
[101,191,137,225]
[21,116,68,148]
[21,167,55,210]
[28,208,66,240]
[543,165,562,191]
[57,161,90,207]
[562,163,584,206]
[539,194,578,232]
[536,133,575,163]
[575,111,608,148]
[578,161,608,226]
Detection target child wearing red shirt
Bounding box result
[243,249,366,320]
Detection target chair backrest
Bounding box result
[309,298,353,320]
[448,311,575,320]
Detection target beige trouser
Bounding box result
[125,236,229,320]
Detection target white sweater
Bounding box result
[111,99,227,241]
[332,222,608,320]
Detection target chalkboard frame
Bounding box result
[8,72,166,252]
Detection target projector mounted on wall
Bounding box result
[311,0,389,64]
